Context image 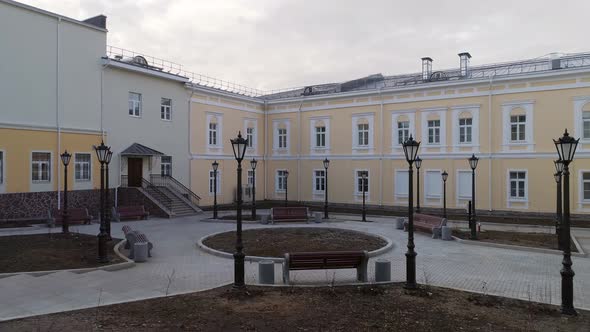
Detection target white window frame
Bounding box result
[509,114,527,142]
[352,113,375,152]
[160,98,172,121]
[424,169,442,200]
[0,150,5,192]
[312,169,326,194]
[501,100,534,151]
[354,169,369,196]
[455,169,472,201]
[275,169,288,192]
[580,170,590,203]
[30,151,53,192]
[278,128,288,148]
[74,153,92,182]
[206,112,223,151]
[357,123,370,146]
[394,169,409,199]
[451,105,480,152]
[309,116,331,153]
[208,123,218,146]
[244,118,258,152]
[128,92,142,117]
[315,126,326,148]
[397,121,410,145]
[247,170,254,187]
[573,96,590,145]
[458,118,472,144]
[161,156,172,176]
[272,119,291,154]
[208,169,221,195]
[507,169,528,207]
[391,111,416,153]
[420,108,447,150]
[31,151,51,183]
[246,127,255,148]
[427,119,441,144]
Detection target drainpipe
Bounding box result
[56,17,62,208]
[263,99,268,201]
[488,73,494,212]
[297,99,304,203]
[378,88,384,207]
[188,88,195,194]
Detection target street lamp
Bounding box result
[230,131,248,289]
[60,150,72,234]
[415,156,422,213]
[402,135,420,289]
[212,160,219,219]
[361,172,367,222]
[94,141,110,263]
[284,170,289,207]
[323,158,330,219]
[553,129,579,316]
[441,170,448,219]
[468,154,479,240]
[105,150,113,240]
[250,158,257,220]
[554,159,564,250]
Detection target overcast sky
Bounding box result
[20,0,590,91]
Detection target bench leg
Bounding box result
[148,242,153,257]
[358,257,369,282]
[282,264,290,285]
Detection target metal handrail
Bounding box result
[150,174,201,206]
[120,175,173,212]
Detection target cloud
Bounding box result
[19,0,590,91]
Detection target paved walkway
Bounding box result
[0,212,589,321]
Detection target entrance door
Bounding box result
[127,158,143,187]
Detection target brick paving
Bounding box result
[0,212,589,321]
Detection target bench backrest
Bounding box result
[118,205,146,215]
[287,251,367,270]
[51,208,89,219]
[271,207,308,217]
[414,213,445,226]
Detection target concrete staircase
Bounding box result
[157,186,202,217]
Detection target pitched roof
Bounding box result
[120,143,164,156]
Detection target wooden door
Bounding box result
[127,158,143,187]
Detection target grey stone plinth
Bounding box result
[261,214,269,224]
[432,227,442,239]
[375,259,391,282]
[395,218,405,230]
[314,212,322,223]
[258,260,275,284]
[133,242,148,262]
[441,226,453,241]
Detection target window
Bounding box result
[356,170,369,194]
[74,153,91,181]
[276,170,288,191]
[510,115,526,141]
[161,156,172,176]
[128,92,141,117]
[0,151,3,184]
[457,171,472,199]
[32,152,51,182]
[397,121,409,145]
[583,172,590,200]
[459,118,472,143]
[427,120,440,144]
[209,170,220,194]
[315,126,326,148]
[208,122,218,146]
[313,170,326,193]
[278,128,287,149]
[246,127,254,148]
[247,170,254,186]
[161,98,171,120]
[509,171,527,199]
[583,112,590,139]
[357,124,369,146]
[395,170,409,197]
[424,170,442,198]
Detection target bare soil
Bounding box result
[203,227,387,257]
[2,284,589,331]
[0,233,123,273]
[453,229,579,252]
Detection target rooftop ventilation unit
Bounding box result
[132,56,149,67]
[422,57,433,81]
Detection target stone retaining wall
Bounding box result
[116,187,168,218]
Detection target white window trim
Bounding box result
[573,96,590,146]
[312,169,326,195]
[128,92,142,118]
[391,110,416,153]
[501,100,534,152]
[352,113,375,152]
[272,119,291,154]
[506,169,529,208]
[208,169,221,196]
[0,149,5,193]
[577,169,590,211]
[206,112,223,152]
[244,118,258,154]
[275,169,288,193]
[394,169,409,200]
[160,98,172,121]
[451,105,480,152]
[30,150,53,192]
[354,169,370,197]
[423,169,443,204]
[310,116,331,153]
[455,169,472,203]
[73,152,93,191]
[420,108,447,151]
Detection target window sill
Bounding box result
[32,180,51,183]
[75,179,91,183]
[508,197,528,202]
[128,115,142,118]
[425,195,441,199]
[160,118,172,122]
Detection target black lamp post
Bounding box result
[60,150,72,234]
[554,159,564,250]
[212,160,219,219]
[230,132,248,289]
[361,172,367,222]
[105,150,113,240]
[553,129,579,316]
[94,141,110,263]
[415,156,422,213]
[402,135,420,289]
[468,154,479,240]
[323,158,330,219]
[284,170,289,207]
[250,158,257,220]
[441,170,448,219]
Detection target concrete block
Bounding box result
[133,242,148,262]
[441,226,453,241]
[258,260,275,284]
[375,259,391,282]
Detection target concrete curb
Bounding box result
[452,234,586,258]
[0,239,135,279]
[197,226,395,263]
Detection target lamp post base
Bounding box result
[97,232,109,263]
[233,251,246,289]
[404,250,417,289]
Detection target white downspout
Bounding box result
[378,88,384,207]
[188,88,195,194]
[488,74,494,212]
[56,17,62,208]
[263,99,268,201]
[297,99,304,203]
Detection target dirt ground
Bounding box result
[2,284,588,331]
[203,227,387,257]
[0,233,122,273]
[453,229,579,252]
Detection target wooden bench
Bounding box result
[271,207,309,223]
[404,213,447,234]
[47,208,92,227]
[113,205,149,221]
[282,251,368,284]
